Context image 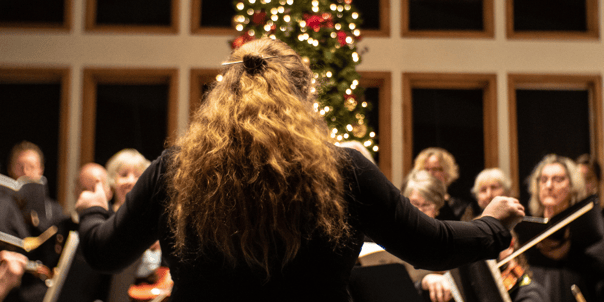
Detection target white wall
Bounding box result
[1,0,602,211]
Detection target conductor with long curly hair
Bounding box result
[76,38,524,302]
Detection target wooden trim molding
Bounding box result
[0,68,70,208]
[402,73,498,176]
[81,68,179,166]
[507,74,603,197]
[401,0,494,39]
[358,71,392,180]
[85,0,179,34]
[506,0,599,40]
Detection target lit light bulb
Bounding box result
[216,74,223,82]
[236,2,244,10]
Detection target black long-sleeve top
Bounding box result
[78,148,511,302]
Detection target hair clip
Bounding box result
[221,55,279,66]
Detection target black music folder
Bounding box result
[515,194,603,247]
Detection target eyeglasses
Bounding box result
[410,201,436,212]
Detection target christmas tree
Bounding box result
[230,0,378,155]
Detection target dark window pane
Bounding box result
[513,0,587,32]
[0,83,61,200]
[409,0,483,31]
[200,1,234,27]
[516,90,590,205]
[360,87,380,164]
[412,88,485,203]
[95,84,168,166]
[96,0,172,26]
[0,0,64,24]
[354,0,380,30]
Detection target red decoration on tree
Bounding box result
[336,31,347,46]
[252,11,266,25]
[304,13,334,32]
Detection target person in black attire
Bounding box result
[524,154,604,302]
[75,37,525,302]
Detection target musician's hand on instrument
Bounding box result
[0,250,27,296]
[75,181,109,213]
[421,274,452,302]
[482,196,525,230]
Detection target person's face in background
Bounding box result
[409,189,437,218]
[539,163,571,215]
[477,179,506,209]
[10,150,43,181]
[578,163,598,196]
[113,164,143,206]
[424,155,447,185]
[76,163,113,201]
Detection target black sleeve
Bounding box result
[78,151,169,273]
[344,149,511,271]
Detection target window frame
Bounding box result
[506,0,599,40]
[402,73,498,176]
[0,67,71,207]
[401,0,494,39]
[81,68,179,167]
[358,71,392,179]
[85,0,180,34]
[507,74,603,197]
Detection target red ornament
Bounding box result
[305,14,323,32]
[252,11,266,25]
[337,31,347,46]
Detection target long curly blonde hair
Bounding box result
[167,38,350,277]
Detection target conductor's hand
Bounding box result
[481,196,525,230]
[75,181,109,213]
[421,274,452,302]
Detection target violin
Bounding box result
[128,266,173,302]
[499,261,525,291]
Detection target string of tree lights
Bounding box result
[228,0,378,154]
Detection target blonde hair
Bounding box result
[401,170,447,211]
[167,38,350,278]
[471,168,512,198]
[528,154,586,216]
[105,149,150,189]
[412,147,459,186]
